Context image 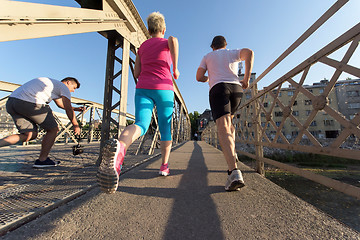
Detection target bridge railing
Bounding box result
[202,0,360,199]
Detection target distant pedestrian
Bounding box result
[196,35,254,191]
[194,132,198,141]
[0,77,83,167]
[97,11,180,194]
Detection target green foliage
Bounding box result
[265,151,359,166]
[189,111,200,137]
[82,123,90,130]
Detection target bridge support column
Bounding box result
[118,38,130,134]
[252,83,264,176]
[88,106,95,143]
[97,33,118,165]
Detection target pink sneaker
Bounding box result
[159,163,170,176]
[97,139,126,194]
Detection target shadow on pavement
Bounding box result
[120,141,226,239]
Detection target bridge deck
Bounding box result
[1,141,359,239]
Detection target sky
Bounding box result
[0,0,359,118]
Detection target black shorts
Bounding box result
[6,97,58,133]
[209,82,243,121]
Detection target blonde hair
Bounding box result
[147,12,166,34]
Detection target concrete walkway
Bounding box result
[1,141,359,240]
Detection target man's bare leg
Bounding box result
[216,114,237,171]
[0,132,37,147]
[39,127,58,161]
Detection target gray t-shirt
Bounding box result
[10,77,71,104]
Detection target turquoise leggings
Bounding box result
[134,88,174,141]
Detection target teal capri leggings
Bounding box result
[134,88,174,141]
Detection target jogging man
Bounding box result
[196,36,254,191]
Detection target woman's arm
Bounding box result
[134,53,141,79]
[168,36,180,79]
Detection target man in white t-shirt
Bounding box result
[196,36,254,191]
[0,77,83,167]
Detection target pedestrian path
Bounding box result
[1,141,359,239]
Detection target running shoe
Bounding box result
[97,139,126,194]
[159,163,170,176]
[33,158,59,168]
[225,169,245,191]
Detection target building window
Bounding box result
[292,131,298,137]
[319,89,324,94]
[289,101,297,106]
[275,111,283,117]
[288,91,294,96]
[246,94,251,99]
[261,122,266,127]
[306,110,311,116]
[292,111,299,116]
[346,91,359,97]
[325,130,339,138]
[304,100,312,105]
[278,92,282,97]
[323,119,334,126]
[349,103,360,109]
[264,102,268,107]
[310,131,319,137]
[308,89,313,93]
[261,112,265,117]
[237,114,240,119]
[310,121,317,126]
[276,121,281,127]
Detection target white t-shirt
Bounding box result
[199,49,242,90]
[10,77,71,104]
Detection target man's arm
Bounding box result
[54,97,80,135]
[239,48,254,89]
[196,67,209,83]
[53,98,83,112]
[168,36,180,79]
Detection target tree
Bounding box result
[126,119,134,126]
[189,111,200,138]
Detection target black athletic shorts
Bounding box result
[6,97,58,133]
[209,82,243,121]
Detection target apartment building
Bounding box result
[236,78,360,140]
[335,78,360,121]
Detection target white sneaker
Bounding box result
[225,169,245,191]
